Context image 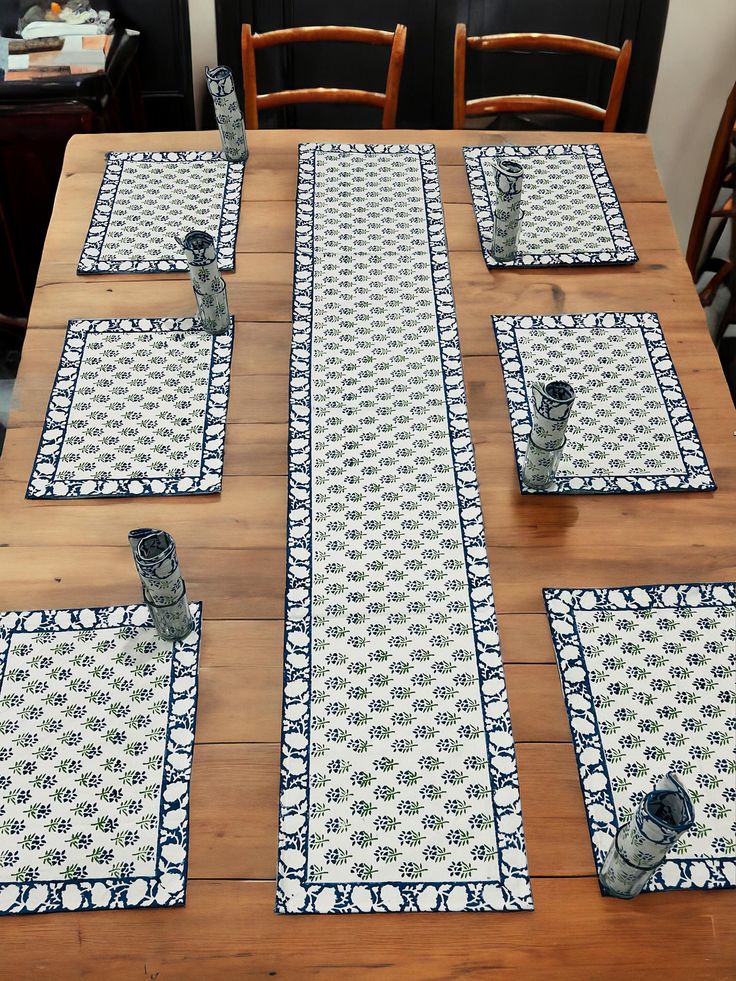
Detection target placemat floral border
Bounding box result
[276,142,533,915]
[463,143,638,268]
[0,601,202,915]
[493,311,716,494]
[77,150,244,274]
[26,317,234,500]
[543,582,735,893]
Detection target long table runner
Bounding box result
[0,602,202,915]
[27,317,233,499]
[544,582,735,892]
[78,151,244,274]
[276,144,532,915]
[493,312,715,494]
[464,144,637,268]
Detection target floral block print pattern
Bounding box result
[544,583,735,892]
[26,317,234,500]
[277,144,532,915]
[493,312,715,494]
[0,602,202,915]
[78,151,244,274]
[464,144,637,268]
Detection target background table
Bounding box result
[0,130,734,979]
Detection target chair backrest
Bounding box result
[686,80,736,278]
[453,27,632,132]
[241,24,407,129]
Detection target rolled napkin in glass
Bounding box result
[178,230,231,336]
[522,379,575,489]
[492,158,524,260]
[129,528,195,640]
[206,64,248,163]
[600,772,695,899]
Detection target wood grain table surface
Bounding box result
[0,130,734,979]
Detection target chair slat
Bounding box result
[250,25,395,49]
[257,88,386,111]
[467,32,621,61]
[454,26,632,132]
[466,95,606,123]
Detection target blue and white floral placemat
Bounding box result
[78,151,244,274]
[493,312,715,494]
[464,144,637,268]
[27,317,233,500]
[277,143,532,915]
[0,602,202,915]
[544,582,735,893]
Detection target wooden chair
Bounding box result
[453,28,632,131]
[241,24,407,129]
[686,80,736,294]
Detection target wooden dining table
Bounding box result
[0,128,734,979]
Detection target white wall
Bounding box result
[647,0,736,252]
[188,0,218,129]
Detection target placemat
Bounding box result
[277,143,532,915]
[464,144,637,268]
[544,582,735,892]
[27,317,234,500]
[493,312,715,494]
[78,151,244,274]
[0,602,202,915]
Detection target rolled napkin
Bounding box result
[522,379,575,489]
[492,158,524,260]
[600,772,695,899]
[129,528,194,640]
[206,64,249,164]
[178,230,231,336]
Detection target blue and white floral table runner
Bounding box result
[464,144,637,268]
[545,582,735,892]
[494,312,715,494]
[0,602,202,915]
[276,143,532,915]
[27,317,233,499]
[78,151,244,274]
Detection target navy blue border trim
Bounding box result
[26,317,234,500]
[275,143,533,915]
[464,143,638,269]
[77,151,244,275]
[492,311,716,495]
[0,602,203,915]
[543,581,736,893]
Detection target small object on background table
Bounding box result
[8,37,64,53]
[178,230,231,335]
[206,64,249,164]
[491,158,523,260]
[129,528,194,640]
[522,379,575,489]
[600,773,695,899]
